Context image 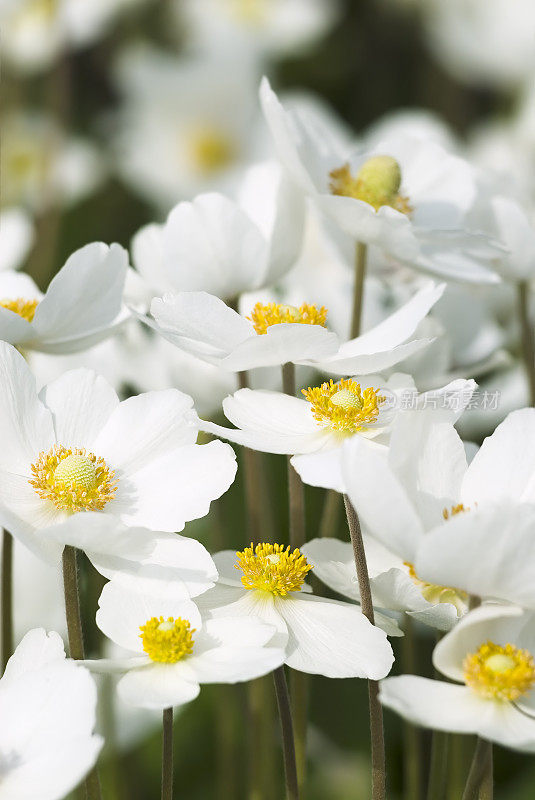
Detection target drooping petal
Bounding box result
[117,663,200,710]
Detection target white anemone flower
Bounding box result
[487,196,535,282]
[86,577,286,710]
[260,79,500,284]
[147,281,444,372]
[0,243,129,354]
[132,161,305,301]
[196,544,397,677]
[380,604,535,752]
[177,0,340,59]
[0,628,102,799]
[302,536,465,632]
[0,208,33,272]
[0,342,237,563]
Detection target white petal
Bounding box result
[277,593,394,678]
[221,324,338,372]
[1,629,65,683]
[197,585,289,649]
[0,209,33,272]
[0,472,64,563]
[291,448,345,491]
[212,550,244,587]
[39,369,118,449]
[118,663,200,710]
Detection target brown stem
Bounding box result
[350,242,368,339]
[161,707,174,800]
[461,738,493,800]
[1,529,13,673]
[517,281,535,406]
[273,666,299,800]
[344,496,386,800]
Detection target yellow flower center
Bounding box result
[463,641,535,701]
[442,503,469,520]
[302,378,383,435]
[404,562,467,615]
[329,155,412,214]
[248,302,328,336]
[226,0,267,24]
[0,298,38,323]
[188,126,236,174]
[29,445,117,513]
[236,542,313,596]
[140,616,196,664]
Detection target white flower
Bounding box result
[196,543,396,678]
[0,243,129,354]
[0,342,237,562]
[488,196,535,282]
[148,281,444,372]
[260,79,500,284]
[0,208,33,272]
[132,160,305,300]
[380,604,535,752]
[87,576,286,710]
[177,0,340,59]
[114,48,265,207]
[0,628,102,799]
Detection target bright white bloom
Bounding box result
[0,208,33,272]
[114,48,264,206]
[0,0,148,73]
[302,536,465,632]
[380,604,535,752]
[0,628,102,799]
[0,243,128,354]
[132,161,305,300]
[0,342,237,562]
[1,111,102,210]
[260,79,500,284]
[87,576,286,710]
[148,281,443,372]
[177,0,340,58]
[196,544,397,678]
[487,196,535,282]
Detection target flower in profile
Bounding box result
[0,628,102,799]
[0,342,237,562]
[380,605,535,751]
[87,576,285,709]
[0,243,129,354]
[195,543,397,678]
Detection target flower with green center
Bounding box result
[329,156,412,214]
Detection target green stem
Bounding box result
[426,731,449,800]
[461,738,493,800]
[350,242,368,339]
[1,529,13,673]
[161,707,174,800]
[62,546,102,800]
[478,744,493,800]
[273,666,299,800]
[517,281,535,406]
[344,496,386,800]
[402,617,423,800]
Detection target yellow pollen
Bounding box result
[248,302,328,336]
[140,616,196,664]
[188,126,236,174]
[302,378,383,434]
[0,298,38,322]
[404,562,467,615]
[29,445,117,514]
[329,155,412,214]
[463,641,535,701]
[443,503,469,520]
[236,542,313,596]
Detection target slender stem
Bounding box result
[517,281,535,406]
[478,745,493,800]
[448,735,472,800]
[62,546,102,800]
[461,738,493,800]
[273,666,299,800]
[350,242,368,339]
[161,707,174,800]
[402,617,423,800]
[319,489,341,538]
[1,529,13,673]
[426,731,449,800]
[343,496,386,800]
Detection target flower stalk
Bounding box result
[273,666,299,800]
[517,280,535,406]
[1,529,13,673]
[461,738,493,800]
[350,242,368,339]
[161,707,174,800]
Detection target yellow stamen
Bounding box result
[0,298,38,323]
[464,641,535,701]
[302,378,383,434]
[329,155,412,214]
[29,445,117,513]
[236,542,313,596]
[140,616,196,664]
[443,503,469,520]
[248,302,328,336]
[404,562,467,615]
[188,126,236,174]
